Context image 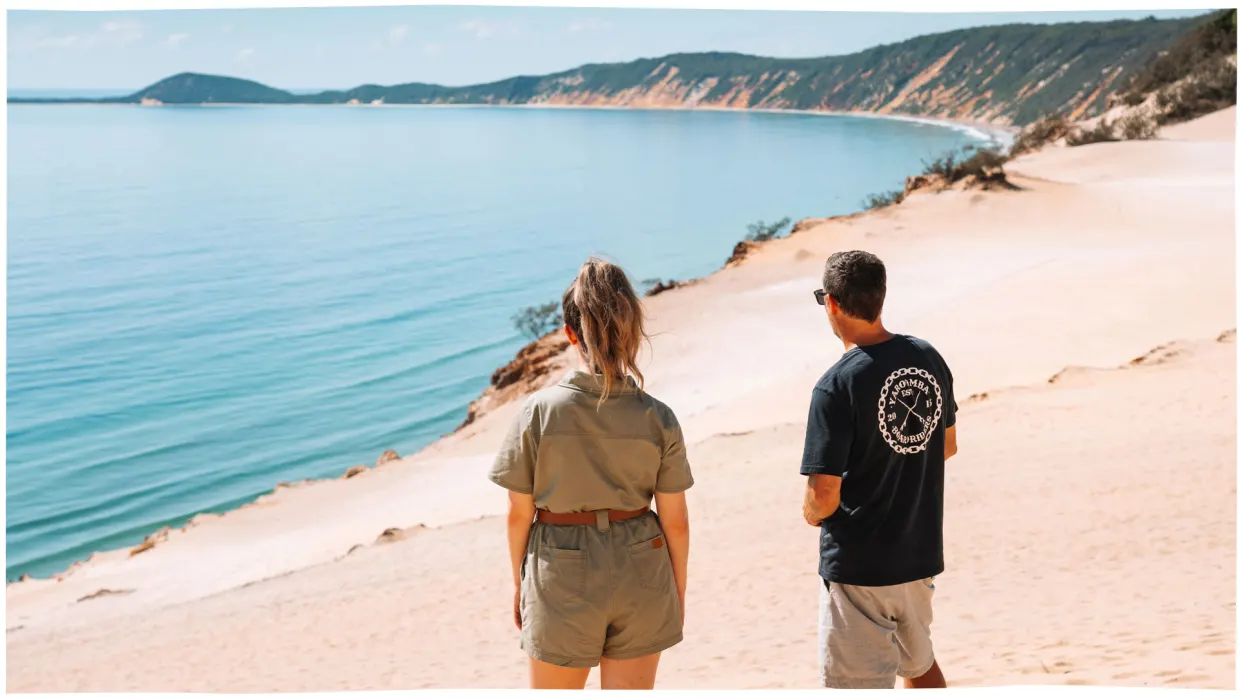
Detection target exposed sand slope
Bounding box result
[6,109,1235,690]
[6,334,1233,691]
[1161,106,1236,141]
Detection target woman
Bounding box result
[489,257,693,690]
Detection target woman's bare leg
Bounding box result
[529,658,590,689]
[599,653,661,690]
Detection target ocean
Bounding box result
[6,103,988,580]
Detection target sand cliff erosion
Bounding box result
[456,333,573,431]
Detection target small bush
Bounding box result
[1010,113,1072,155]
[956,148,1008,178]
[1122,91,1148,107]
[1066,118,1119,146]
[746,217,792,242]
[512,301,562,340]
[920,152,958,178]
[1155,58,1238,124]
[864,190,905,210]
[920,147,1009,183]
[1119,112,1159,140]
[1123,9,1237,99]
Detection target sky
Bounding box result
[7,6,1213,92]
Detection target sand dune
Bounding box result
[6,109,1235,690]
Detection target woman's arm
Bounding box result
[654,490,690,623]
[506,490,536,629]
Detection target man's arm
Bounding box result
[944,425,957,460]
[800,380,851,526]
[803,473,842,526]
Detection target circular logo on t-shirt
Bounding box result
[877,367,943,455]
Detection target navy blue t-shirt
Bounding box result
[800,334,957,587]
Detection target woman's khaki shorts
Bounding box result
[519,511,683,668]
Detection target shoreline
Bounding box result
[7,98,1017,147]
[5,103,1011,585]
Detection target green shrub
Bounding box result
[1067,118,1119,146]
[920,147,1009,182]
[1010,113,1072,155]
[1119,112,1159,140]
[512,301,562,340]
[1122,9,1237,100]
[864,190,905,210]
[746,217,792,242]
[920,152,958,178]
[1155,58,1238,124]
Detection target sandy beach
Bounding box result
[6,107,1235,691]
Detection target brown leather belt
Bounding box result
[536,507,649,526]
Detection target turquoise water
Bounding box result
[6,104,984,580]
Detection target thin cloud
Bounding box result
[35,34,82,49]
[388,24,409,45]
[234,47,255,63]
[566,18,611,34]
[422,43,444,57]
[100,20,142,46]
[164,33,190,49]
[459,19,522,40]
[19,19,141,52]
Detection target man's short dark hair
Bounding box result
[823,251,886,322]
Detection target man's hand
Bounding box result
[803,473,842,526]
[513,587,522,630]
[803,486,825,526]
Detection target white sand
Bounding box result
[6,109,1235,690]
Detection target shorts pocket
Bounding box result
[535,546,587,604]
[628,535,672,591]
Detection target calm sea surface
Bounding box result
[6,104,985,580]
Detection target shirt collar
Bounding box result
[559,369,639,395]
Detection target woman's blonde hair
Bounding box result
[561,257,648,403]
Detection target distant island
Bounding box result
[8,12,1221,126]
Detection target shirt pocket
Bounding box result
[534,546,587,604]
[628,535,673,591]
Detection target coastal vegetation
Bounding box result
[511,302,562,340]
[864,190,905,210]
[745,218,792,243]
[11,13,1218,126]
[1118,8,1237,123]
[1009,114,1073,156]
[1152,59,1237,124]
[921,147,1011,185]
[1066,118,1122,146]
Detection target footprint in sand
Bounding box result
[1170,674,1211,684]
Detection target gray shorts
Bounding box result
[519,512,683,668]
[818,576,936,689]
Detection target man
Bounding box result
[800,250,958,690]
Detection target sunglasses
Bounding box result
[814,289,828,306]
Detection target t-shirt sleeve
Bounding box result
[800,381,853,477]
[941,355,958,429]
[489,398,538,494]
[655,411,694,494]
